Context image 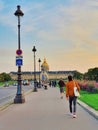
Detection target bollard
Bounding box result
[44,85,47,90]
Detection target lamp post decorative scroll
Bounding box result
[14,5,25,103]
[32,46,37,92]
[38,58,41,88]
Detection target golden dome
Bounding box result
[41,58,49,71]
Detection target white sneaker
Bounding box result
[73,114,77,118]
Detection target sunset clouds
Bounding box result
[0,0,98,73]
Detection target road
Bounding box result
[0,84,33,106]
[0,87,97,130]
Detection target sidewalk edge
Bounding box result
[77,100,98,120]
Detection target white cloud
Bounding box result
[1,0,98,73]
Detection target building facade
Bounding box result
[10,58,76,81]
[10,70,76,81]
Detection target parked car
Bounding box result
[13,83,17,86]
[3,82,9,87]
[22,80,30,86]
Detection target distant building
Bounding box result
[10,70,76,81]
[41,58,49,72]
[41,58,49,84]
[10,57,76,80]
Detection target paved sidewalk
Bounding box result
[0,87,98,130]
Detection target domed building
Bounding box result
[41,58,49,72]
[40,58,49,84]
[10,57,76,81]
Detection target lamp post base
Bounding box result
[14,94,25,103]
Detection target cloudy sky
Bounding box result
[0,0,98,73]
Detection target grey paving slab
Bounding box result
[0,87,98,130]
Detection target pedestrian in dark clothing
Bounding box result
[49,80,52,87]
[58,78,65,99]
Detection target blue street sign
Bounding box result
[16,58,23,66]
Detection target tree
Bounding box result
[0,74,4,82]
[73,71,83,80]
[0,73,11,82]
[84,67,98,81]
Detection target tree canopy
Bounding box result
[84,67,98,81]
[0,73,11,82]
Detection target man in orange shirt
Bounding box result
[66,75,80,118]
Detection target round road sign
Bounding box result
[16,49,22,55]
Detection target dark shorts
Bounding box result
[60,87,64,93]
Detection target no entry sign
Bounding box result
[16,49,22,55]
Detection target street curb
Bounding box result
[1,89,98,120]
[77,100,98,120]
[24,89,32,95]
[0,101,13,111]
[0,89,33,111]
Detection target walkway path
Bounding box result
[0,87,98,130]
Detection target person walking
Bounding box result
[58,78,65,99]
[66,75,80,118]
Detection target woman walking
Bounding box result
[66,75,80,118]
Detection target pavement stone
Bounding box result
[0,87,98,130]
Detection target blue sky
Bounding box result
[0,0,98,73]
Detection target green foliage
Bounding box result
[0,82,4,86]
[0,73,11,82]
[84,67,98,81]
[73,71,83,80]
[79,90,98,110]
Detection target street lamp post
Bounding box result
[38,58,41,88]
[32,46,37,92]
[14,5,25,103]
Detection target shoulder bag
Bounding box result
[73,81,80,97]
